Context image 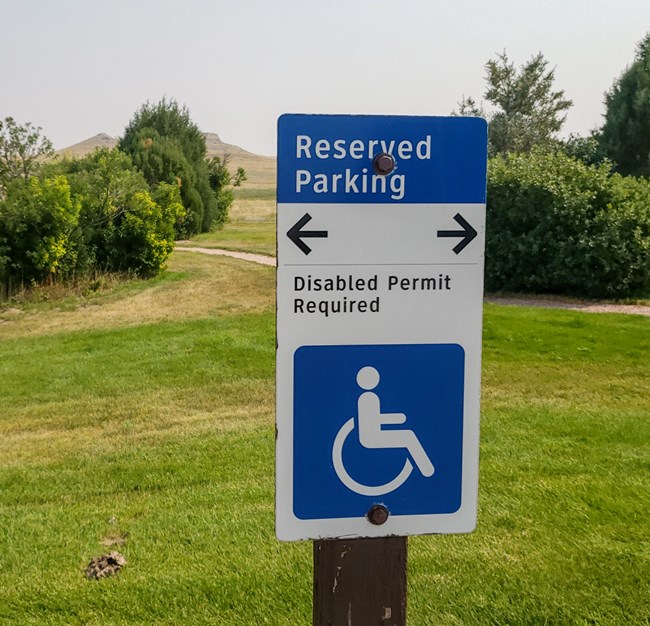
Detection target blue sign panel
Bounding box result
[277,114,487,204]
[293,343,465,520]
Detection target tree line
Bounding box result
[0,99,245,299]
[456,33,650,298]
[2,34,650,301]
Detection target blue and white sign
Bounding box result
[276,115,488,541]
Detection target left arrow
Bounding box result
[287,213,328,255]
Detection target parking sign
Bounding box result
[276,115,488,541]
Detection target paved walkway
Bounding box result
[175,246,650,316]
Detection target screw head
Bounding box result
[367,504,390,525]
[373,153,395,176]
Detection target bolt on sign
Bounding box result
[276,114,488,541]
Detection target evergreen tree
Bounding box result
[598,33,650,177]
[456,52,572,156]
[118,99,235,235]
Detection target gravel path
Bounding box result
[175,246,650,317]
[485,295,650,317]
[175,246,276,267]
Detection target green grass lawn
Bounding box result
[180,188,276,256]
[1,252,649,625]
[233,187,275,201]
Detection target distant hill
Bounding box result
[57,132,276,189]
[57,133,117,157]
[203,133,275,190]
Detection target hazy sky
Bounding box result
[1,0,649,156]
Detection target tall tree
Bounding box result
[598,32,650,177]
[456,52,572,156]
[118,98,237,235]
[0,117,53,197]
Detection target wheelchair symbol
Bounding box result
[332,366,435,496]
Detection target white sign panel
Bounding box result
[276,115,488,541]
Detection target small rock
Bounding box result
[85,551,127,580]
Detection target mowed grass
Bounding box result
[230,187,275,223]
[0,252,306,625]
[412,306,650,625]
[1,250,649,625]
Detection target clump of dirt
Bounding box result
[85,551,127,580]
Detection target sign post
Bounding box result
[275,114,488,623]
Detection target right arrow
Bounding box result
[437,213,478,254]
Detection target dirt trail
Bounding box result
[174,246,650,317]
[175,246,276,267]
[484,295,650,317]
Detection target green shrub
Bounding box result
[0,175,79,295]
[62,149,184,277]
[601,175,650,296]
[109,185,183,275]
[0,149,183,298]
[486,151,650,298]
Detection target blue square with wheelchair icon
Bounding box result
[293,343,465,520]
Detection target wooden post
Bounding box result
[313,537,407,626]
